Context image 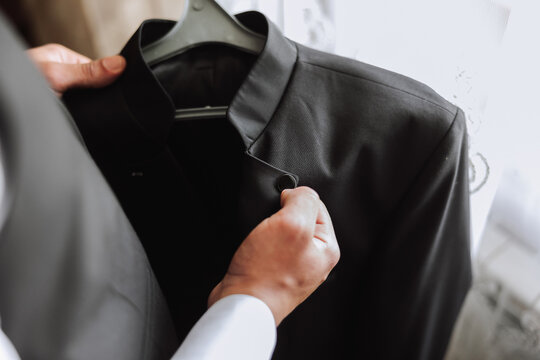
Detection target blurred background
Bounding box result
[1,0,539,358]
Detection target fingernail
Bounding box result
[102,56,126,73]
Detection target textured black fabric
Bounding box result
[64,12,472,360]
[152,44,256,108]
[0,13,178,360]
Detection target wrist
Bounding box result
[209,278,296,326]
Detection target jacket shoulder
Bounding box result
[295,43,458,119]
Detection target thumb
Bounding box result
[45,55,126,94]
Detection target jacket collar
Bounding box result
[118,11,298,149]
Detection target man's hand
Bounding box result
[209,187,340,325]
[27,44,126,95]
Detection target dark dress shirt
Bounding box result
[64,12,472,360]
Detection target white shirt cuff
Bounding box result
[171,294,276,360]
[0,326,20,360]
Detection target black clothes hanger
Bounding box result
[142,0,266,121]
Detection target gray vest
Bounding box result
[0,14,178,360]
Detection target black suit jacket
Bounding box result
[0,14,178,360]
[64,12,472,360]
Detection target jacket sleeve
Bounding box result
[370,108,472,360]
[171,295,276,360]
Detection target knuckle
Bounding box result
[295,186,319,200]
[83,62,95,79]
[82,61,100,82]
[328,245,341,266]
[42,63,63,89]
[44,43,67,60]
[275,214,309,240]
[46,43,65,52]
[320,236,340,266]
[320,272,329,283]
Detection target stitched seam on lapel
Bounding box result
[247,41,300,153]
[300,60,456,116]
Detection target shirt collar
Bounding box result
[118,11,298,149]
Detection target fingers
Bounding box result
[287,187,340,268]
[27,43,91,64]
[52,45,92,64]
[74,56,126,88]
[271,187,320,241]
[315,201,338,247]
[276,187,339,260]
[27,44,126,94]
[279,187,320,224]
[211,186,340,325]
[40,55,126,94]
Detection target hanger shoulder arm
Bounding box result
[143,0,265,65]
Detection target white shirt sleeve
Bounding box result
[171,295,277,360]
[0,326,20,360]
[0,295,276,360]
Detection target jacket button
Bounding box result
[276,174,297,192]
